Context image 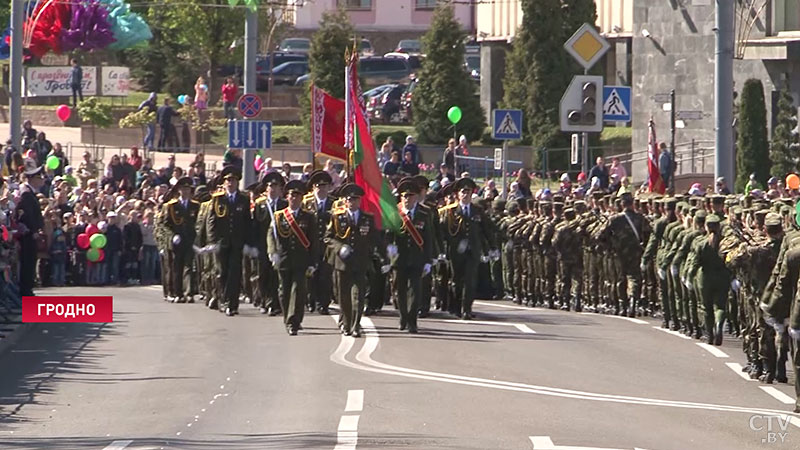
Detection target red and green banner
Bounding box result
[346,50,401,232]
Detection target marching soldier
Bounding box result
[643,197,678,328]
[303,170,335,315]
[411,175,442,318]
[160,177,200,303]
[207,166,257,316]
[267,180,319,335]
[254,172,287,315]
[389,179,434,333]
[324,184,383,337]
[439,178,497,319]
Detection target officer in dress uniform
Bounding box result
[161,177,200,303]
[411,175,443,318]
[267,180,319,335]
[207,166,256,316]
[16,159,45,296]
[439,178,498,319]
[303,170,335,315]
[388,179,433,333]
[254,172,288,315]
[324,183,383,337]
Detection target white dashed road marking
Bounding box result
[652,326,691,340]
[696,343,728,358]
[725,362,754,381]
[345,389,364,412]
[760,386,797,405]
[424,318,536,334]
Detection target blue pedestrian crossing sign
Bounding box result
[602,86,632,122]
[228,120,272,150]
[492,109,523,140]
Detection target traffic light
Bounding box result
[559,75,603,132]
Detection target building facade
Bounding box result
[289,0,475,55]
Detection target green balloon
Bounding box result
[46,155,60,170]
[90,233,107,249]
[447,106,462,124]
[87,248,100,262]
[227,0,239,5]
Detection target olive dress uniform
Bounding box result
[161,177,200,303]
[303,170,335,314]
[16,165,44,297]
[254,184,288,315]
[267,180,319,335]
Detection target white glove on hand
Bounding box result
[774,323,786,334]
[730,279,741,293]
[640,262,646,273]
[437,253,447,263]
[338,244,353,260]
[172,234,182,246]
[480,254,489,263]
[764,316,777,328]
[269,253,280,265]
[789,328,800,341]
[504,242,513,252]
[380,264,392,274]
[657,268,666,280]
[683,278,692,289]
[422,263,431,276]
[243,245,258,258]
[670,265,678,277]
[457,239,468,254]
[386,244,398,260]
[759,302,770,314]
[489,249,500,261]
[159,249,165,256]
[192,245,203,254]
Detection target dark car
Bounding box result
[256,53,308,90]
[367,84,407,124]
[270,61,309,86]
[399,76,418,123]
[359,57,411,87]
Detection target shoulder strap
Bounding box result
[622,212,641,243]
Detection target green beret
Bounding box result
[731,206,743,215]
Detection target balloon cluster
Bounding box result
[0,0,152,59]
[77,223,107,263]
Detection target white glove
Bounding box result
[504,241,513,252]
[422,263,431,276]
[759,302,770,314]
[489,249,500,261]
[159,249,165,256]
[640,262,646,272]
[380,264,391,274]
[269,253,280,265]
[338,244,353,260]
[206,244,220,254]
[670,265,678,276]
[386,244,398,259]
[774,323,786,334]
[306,265,317,278]
[172,234,181,246]
[764,316,778,328]
[789,328,800,341]
[437,253,447,263]
[730,279,741,293]
[480,254,489,263]
[457,239,468,254]
[683,278,692,289]
[657,268,666,280]
[243,245,258,258]
[192,245,203,254]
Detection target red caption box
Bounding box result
[22,296,113,323]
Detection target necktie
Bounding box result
[319,201,324,212]
[229,194,235,204]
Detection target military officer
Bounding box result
[411,175,442,318]
[268,180,319,335]
[324,183,383,337]
[303,170,335,315]
[207,166,257,316]
[439,178,498,319]
[389,179,434,333]
[161,177,200,303]
[254,172,287,315]
[15,160,45,297]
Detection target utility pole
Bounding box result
[9,0,24,149]
[669,89,676,193]
[242,7,258,189]
[715,0,735,185]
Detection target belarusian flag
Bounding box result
[346,49,401,232]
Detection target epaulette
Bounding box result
[438,202,458,214]
[255,197,267,204]
[212,192,225,197]
[166,199,177,204]
[191,199,200,204]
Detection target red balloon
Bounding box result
[96,249,105,262]
[85,224,99,237]
[77,233,90,249]
[56,104,71,121]
[1,225,8,242]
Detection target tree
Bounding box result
[770,85,800,177]
[119,108,157,145]
[413,5,485,144]
[501,0,595,169]
[77,97,113,152]
[735,79,769,192]
[128,1,244,101]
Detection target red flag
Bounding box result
[346,49,402,232]
[310,84,347,161]
[648,119,666,194]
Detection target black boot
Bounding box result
[776,356,788,383]
[714,321,724,346]
[748,360,763,380]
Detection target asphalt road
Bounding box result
[0,286,798,450]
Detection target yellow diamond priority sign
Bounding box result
[564,23,610,71]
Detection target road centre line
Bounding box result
[424,317,536,333]
[102,440,132,450]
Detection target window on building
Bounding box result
[415,0,437,8]
[339,0,371,9]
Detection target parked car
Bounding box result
[359,39,375,57]
[256,53,308,90]
[278,37,311,53]
[395,39,422,54]
[399,76,418,123]
[464,54,480,82]
[366,84,407,124]
[364,84,394,100]
[294,73,310,86]
[271,61,309,85]
[383,52,423,71]
[359,56,411,87]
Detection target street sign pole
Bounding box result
[669,89,676,193]
[502,140,508,200]
[242,9,258,190]
[9,0,24,150]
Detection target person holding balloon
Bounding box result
[194,77,209,111]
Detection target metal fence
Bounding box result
[455,155,524,181]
